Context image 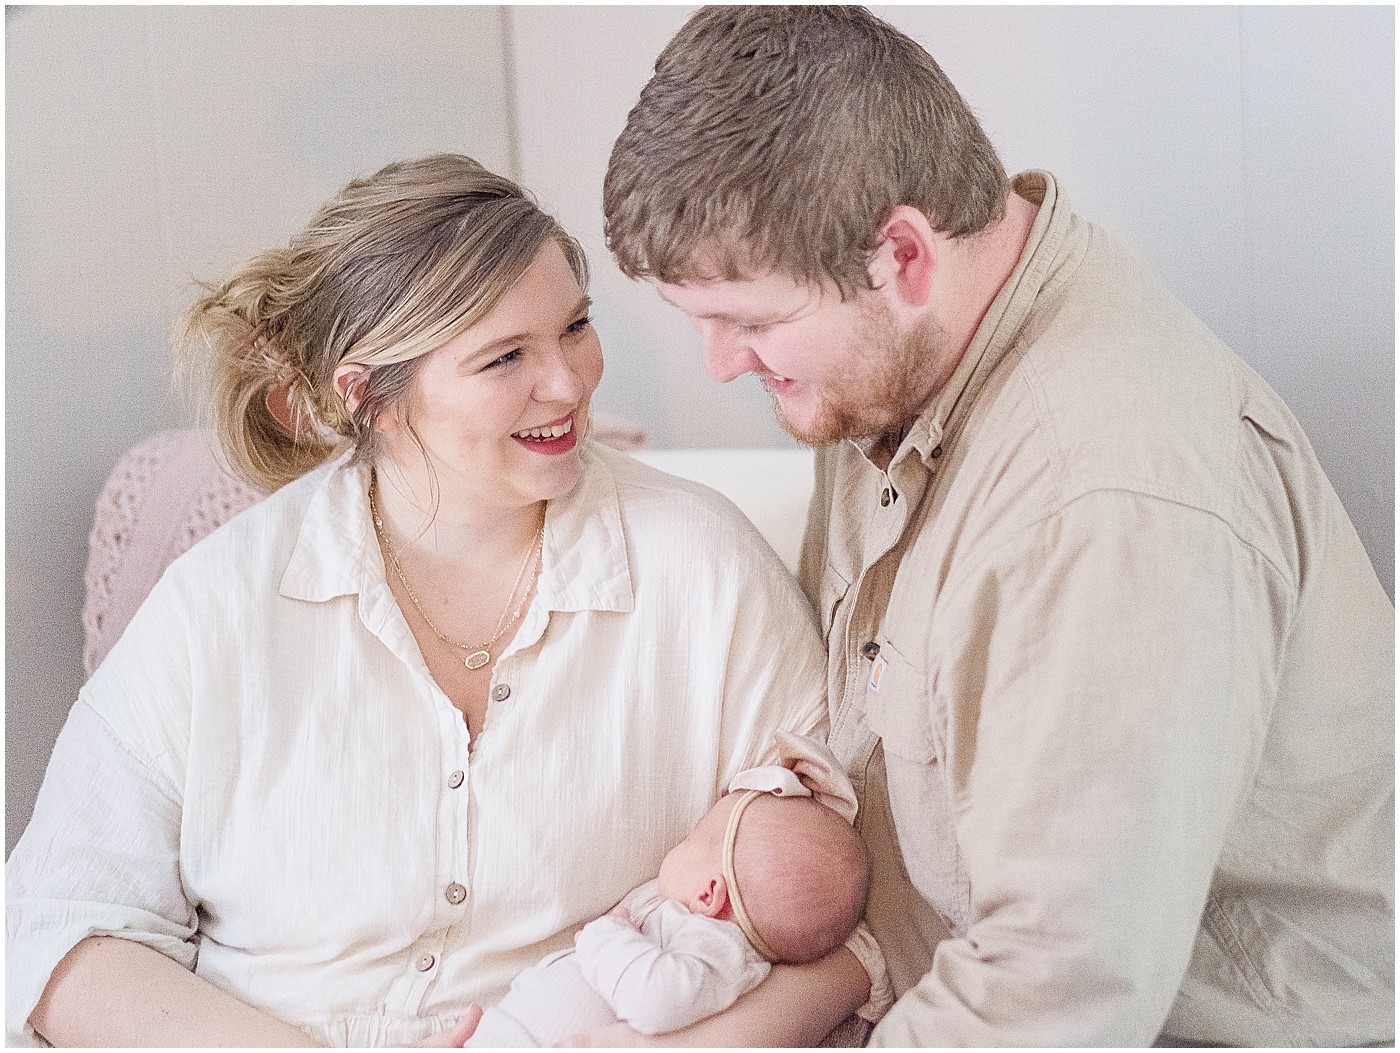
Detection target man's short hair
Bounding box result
[604,5,1009,298]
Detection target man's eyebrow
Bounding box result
[655,294,752,324]
[654,287,686,311]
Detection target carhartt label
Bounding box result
[868,654,888,693]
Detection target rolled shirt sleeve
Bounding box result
[704,510,832,786]
[844,923,894,1022]
[6,699,197,1046]
[870,490,1290,1045]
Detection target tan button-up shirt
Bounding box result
[800,172,1394,1046]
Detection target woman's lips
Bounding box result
[512,415,578,455]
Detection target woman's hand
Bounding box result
[560,947,868,1047]
[413,1005,483,1047]
[556,1021,660,1047]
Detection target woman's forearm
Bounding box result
[591,945,869,1047]
[31,936,321,1048]
[694,946,868,1046]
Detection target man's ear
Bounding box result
[332,363,371,415]
[866,204,939,309]
[693,875,731,919]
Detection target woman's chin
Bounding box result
[525,452,586,504]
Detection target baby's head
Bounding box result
[658,790,870,964]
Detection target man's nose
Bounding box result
[699,325,755,384]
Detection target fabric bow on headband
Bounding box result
[720,731,860,963]
[727,729,859,823]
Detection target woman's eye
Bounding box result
[738,322,771,336]
[488,348,522,369]
[565,314,593,336]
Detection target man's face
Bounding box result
[656,270,940,446]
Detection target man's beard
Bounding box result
[773,302,944,448]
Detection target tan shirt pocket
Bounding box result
[861,636,973,937]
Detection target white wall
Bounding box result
[510,4,1394,593]
[6,6,516,852]
[512,6,789,451]
[7,5,1393,852]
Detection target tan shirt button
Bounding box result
[445,882,467,905]
[447,770,464,789]
[415,953,436,972]
[492,684,511,702]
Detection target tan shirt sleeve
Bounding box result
[870,488,1294,1046]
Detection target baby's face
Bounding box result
[656,793,736,904]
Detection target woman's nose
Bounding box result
[534,348,587,404]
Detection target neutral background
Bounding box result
[7,6,1394,853]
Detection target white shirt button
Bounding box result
[415,953,436,972]
[447,770,464,789]
[445,882,467,905]
[492,684,511,702]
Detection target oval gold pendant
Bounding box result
[463,650,490,671]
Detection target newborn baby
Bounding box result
[465,734,871,1046]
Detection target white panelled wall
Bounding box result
[6,6,516,851]
[7,6,1393,851]
[511,4,1393,589]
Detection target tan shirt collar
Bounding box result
[864,171,1073,477]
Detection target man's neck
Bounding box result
[858,190,1043,463]
[940,190,1041,364]
[900,190,1041,419]
[874,191,1041,461]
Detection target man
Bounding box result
[603,6,1393,1046]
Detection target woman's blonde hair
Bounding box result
[177,154,588,492]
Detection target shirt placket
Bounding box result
[829,451,930,794]
[381,658,478,1016]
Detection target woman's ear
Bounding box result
[264,382,298,436]
[865,204,939,310]
[332,363,371,415]
[693,875,731,919]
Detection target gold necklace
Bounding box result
[369,476,544,671]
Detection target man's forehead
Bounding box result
[655,271,823,319]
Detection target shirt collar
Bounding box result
[280,450,374,603]
[278,443,634,615]
[535,443,634,615]
[873,170,1074,476]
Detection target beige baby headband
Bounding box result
[721,731,860,962]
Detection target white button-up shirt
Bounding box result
[7,444,837,1046]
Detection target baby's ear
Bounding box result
[693,875,731,919]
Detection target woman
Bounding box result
[6,156,878,1046]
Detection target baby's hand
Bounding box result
[608,902,636,926]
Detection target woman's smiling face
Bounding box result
[374,239,604,513]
